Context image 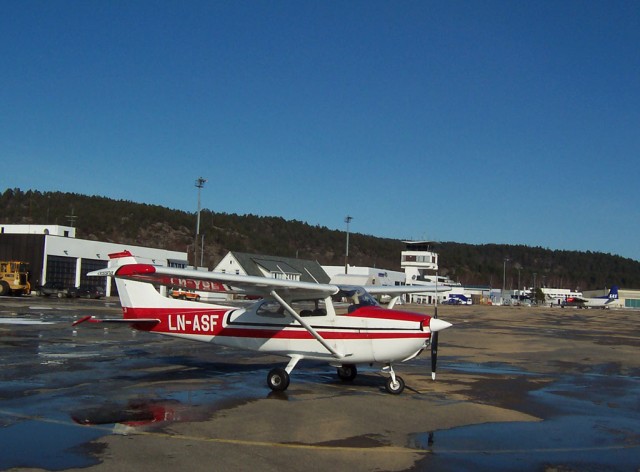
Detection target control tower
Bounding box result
[401,241,455,286]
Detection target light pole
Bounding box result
[344,216,353,274]
[502,257,509,305]
[518,266,522,297]
[194,177,207,268]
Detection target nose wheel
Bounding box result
[385,375,405,394]
[382,364,405,394]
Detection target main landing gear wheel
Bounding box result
[385,375,405,395]
[267,367,290,392]
[337,364,358,382]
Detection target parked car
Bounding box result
[169,287,200,301]
[68,285,105,299]
[36,281,69,298]
[443,298,463,305]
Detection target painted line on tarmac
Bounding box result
[0,317,55,325]
[133,428,640,455]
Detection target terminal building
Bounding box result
[0,224,187,295]
[322,265,405,287]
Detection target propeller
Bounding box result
[428,302,452,381]
[431,305,439,380]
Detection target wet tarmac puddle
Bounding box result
[411,370,640,471]
[0,308,270,470]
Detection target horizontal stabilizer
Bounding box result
[72,315,160,327]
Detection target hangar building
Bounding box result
[0,224,188,295]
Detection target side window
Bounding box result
[256,301,285,318]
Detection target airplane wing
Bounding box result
[90,264,340,301]
[364,284,452,295]
[90,264,451,300]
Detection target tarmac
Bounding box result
[1,296,639,471]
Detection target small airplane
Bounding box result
[561,286,619,309]
[75,251,452,394]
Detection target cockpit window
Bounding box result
[256,300,286,318]
[337,286,380,313]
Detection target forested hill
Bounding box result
[2,188,638,291]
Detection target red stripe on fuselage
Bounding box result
[217,327,429,340]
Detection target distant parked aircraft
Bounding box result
[561,286,619,308]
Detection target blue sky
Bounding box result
[2,1,639,261]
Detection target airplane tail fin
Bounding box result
[608,285,619,300]
[90,251,206,311]
[84,251,232,335]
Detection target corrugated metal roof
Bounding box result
[229,252,330,284]
[253,258,299,275]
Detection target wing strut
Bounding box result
[269,290,345,359]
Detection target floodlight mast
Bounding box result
[344,215,353,274]
[195,177,207,268]
[502,257,509,305]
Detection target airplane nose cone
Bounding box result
[430,318,452,332]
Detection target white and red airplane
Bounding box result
[75,251,452,395]
[561,286,619,309]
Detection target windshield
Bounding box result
[337,286,380,312]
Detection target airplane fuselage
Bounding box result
[124,304,431,364]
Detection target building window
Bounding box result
[79,259,108,289]
[270,271,300,281]
[46,255,76,287]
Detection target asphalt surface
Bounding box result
[1,296,639,471]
